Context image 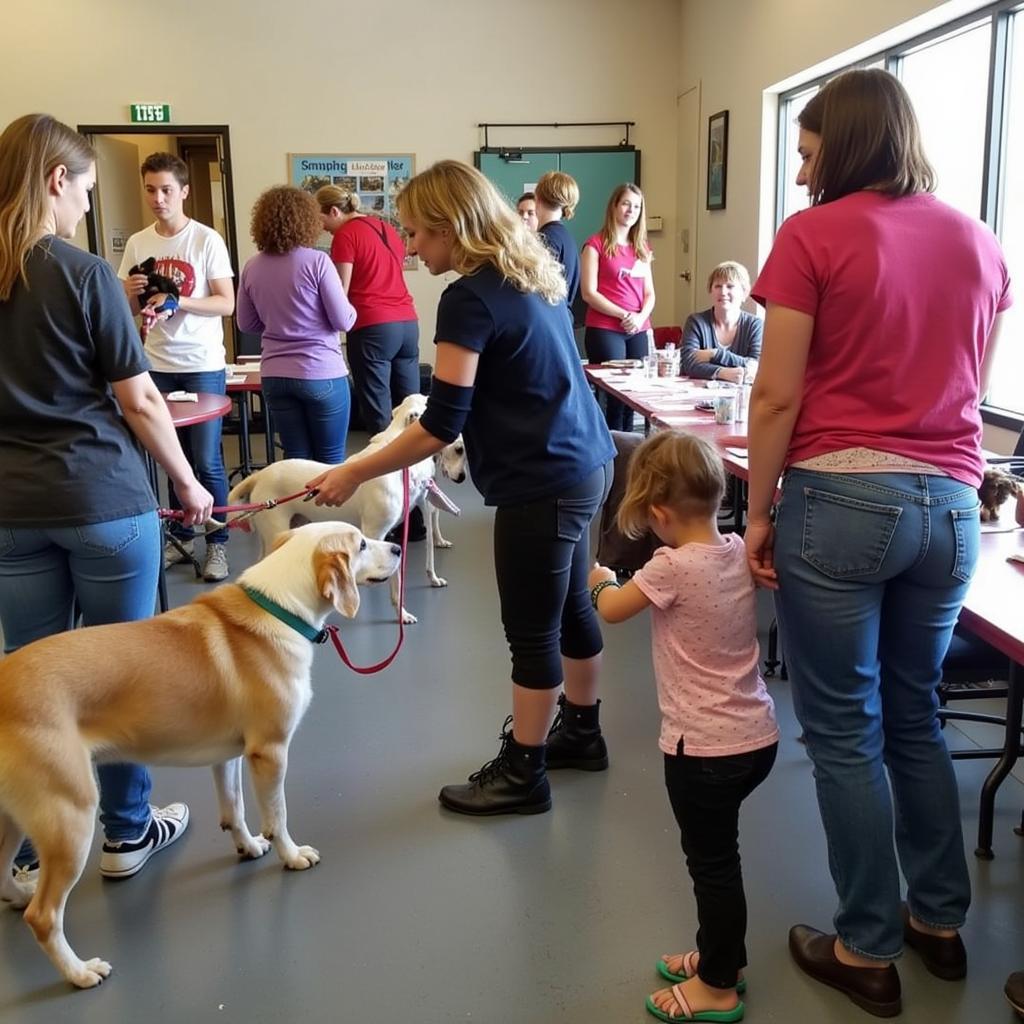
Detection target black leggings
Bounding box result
[346,319,420,435]
[493,463,612,688]
[584,327,649,431]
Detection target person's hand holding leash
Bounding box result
[174,476,215,527]
[306,463,360,507]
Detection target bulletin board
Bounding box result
[289,153,416,269]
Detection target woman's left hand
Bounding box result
[693,349,715,363]
[588,563,616,589]
[306,463,360,507]
[620,313,641,334]
[744,519,779,590]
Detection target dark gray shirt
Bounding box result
[680,308,763,379]
[0,237,156,525]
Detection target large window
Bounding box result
[776,3,1024,421]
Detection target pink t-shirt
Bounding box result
[752,191,1012,488]
[632,535,779,757]
[583,233,652,332]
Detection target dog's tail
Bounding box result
[227,469,264,506]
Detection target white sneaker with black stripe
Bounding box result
[99,803,190,880]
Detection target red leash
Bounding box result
[160,476,411,674]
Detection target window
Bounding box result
[775,2,1024,420]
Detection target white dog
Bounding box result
[228,394,467,624]
[0,522,400,988]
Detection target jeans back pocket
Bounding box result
[950,504,981,584]
[801,487,902,579]
[555,496,597,543]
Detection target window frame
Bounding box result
[774,1,1024,430]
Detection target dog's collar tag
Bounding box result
[240,585,325,643]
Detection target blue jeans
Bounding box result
[261,375,351,463]
[0,512,161,850]
[150,369,229,544]
[773,471,978,959]
[583,327,649,431]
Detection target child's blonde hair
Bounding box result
[617,430,726,538]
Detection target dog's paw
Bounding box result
[434,537,453,549]
[1,879,35,909]
[400,608,418,625]
[284,845,320,871]
[428,574,448,588]
[237,834,272,860]
[69,957,113,988]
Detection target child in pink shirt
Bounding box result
[590,430,778,1024]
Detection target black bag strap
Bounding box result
[357,216,403,269]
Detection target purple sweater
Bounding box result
[237,247,357,379]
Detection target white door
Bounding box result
[675,83,700,323]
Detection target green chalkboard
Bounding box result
[475,148,640,248]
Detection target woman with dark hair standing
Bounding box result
[316,184,419,438]
[580,183,655,430]
[746,70,1010,1018]
[308,160,615,818]
[238,186,356,462]
[0,114,212,894]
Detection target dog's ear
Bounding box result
[315,548,360,618]
[270,529,296,553]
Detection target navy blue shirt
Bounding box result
[433,265,613,506]
[0,237,156,526]
[538,220,580,307]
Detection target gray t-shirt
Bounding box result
[0,237,156,526]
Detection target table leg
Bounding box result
[975,661,1024,859]
[231,393,252,481]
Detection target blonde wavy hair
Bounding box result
[534,171,579,220]
[0,114,94,301]
[315,184,361,215]
[617,430,725,538]
[396,160,566,304]
[599,182,651,262]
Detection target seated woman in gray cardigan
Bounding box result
[680,260,762,382]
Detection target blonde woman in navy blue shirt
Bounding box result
[309,161,615,817]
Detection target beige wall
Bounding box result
[2,0,680,349]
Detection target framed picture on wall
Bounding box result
[706,110,728,211]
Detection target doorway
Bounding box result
[77,123,241,357]
[675,84,700,322]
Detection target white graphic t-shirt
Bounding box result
[119,220,234,372]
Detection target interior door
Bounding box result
[675,84,700,322]
[476,151,559,208]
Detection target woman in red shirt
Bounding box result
[580,183,655,430]
[316,185,419,437]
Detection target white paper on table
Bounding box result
[225,363,260,375]
[980,519,1023,534]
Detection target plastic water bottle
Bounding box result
[736,382,752,422]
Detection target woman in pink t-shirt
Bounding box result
[590,431,778,1024]
[746,69,1011,1015]
[580,183,655,430]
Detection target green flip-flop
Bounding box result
[645,986,745,1023]
[657,954,748,995]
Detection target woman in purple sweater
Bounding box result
[237,186,357,461]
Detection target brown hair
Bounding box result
[0,113,95,301]
[534,171,580,220]
[140,151,189,188]
[397,160,566,303]
[706,260,751,294]
[315,184,361,215]
[798,68,935,205]
[250,185,322,253]
[617,430,726,537]
[516,192,535,206]
[600,183,650,261]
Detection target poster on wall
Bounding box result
[288,153,416,269]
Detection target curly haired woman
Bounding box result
[237,186,356,461]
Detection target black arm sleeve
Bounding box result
[419,377,475,443]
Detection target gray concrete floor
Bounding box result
[1,439,1022,1022]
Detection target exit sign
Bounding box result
[130,103,171,124]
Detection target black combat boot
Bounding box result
[438,716,551,816]
[545,694,609,771]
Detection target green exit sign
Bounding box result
[130,103,171,124]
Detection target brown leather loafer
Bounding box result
[789,925,902,1017]
[901,904,966,980]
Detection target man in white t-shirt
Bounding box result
[120,152,235,581]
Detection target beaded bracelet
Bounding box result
[590,578,621,610]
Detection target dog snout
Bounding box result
[390,543,401,557]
